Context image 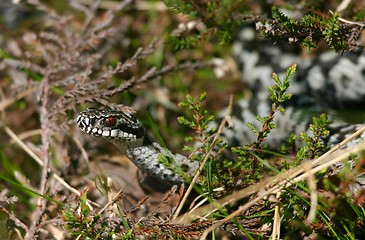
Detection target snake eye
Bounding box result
[105,117,116,127]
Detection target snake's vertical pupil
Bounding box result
[105,117,116,127]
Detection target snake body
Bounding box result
[223,26,365,150]
[77,108,199,184]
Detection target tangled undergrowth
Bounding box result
[0,0,365,239]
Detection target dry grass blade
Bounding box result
[305,161,318,224]
[272,192,281,240]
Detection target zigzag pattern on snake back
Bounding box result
[77,25,365,186]
[224,26,365,151]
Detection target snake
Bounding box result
[77,26,365,185]
[77,108,199,184]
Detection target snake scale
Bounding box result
[77,26,365,185]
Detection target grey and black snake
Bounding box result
[77,108,199,184]
[77,26,365,185]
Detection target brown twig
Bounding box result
[24,72,51,239]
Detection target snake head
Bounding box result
[77,108,146,149]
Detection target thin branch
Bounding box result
[24,73,51,240]
[8,212,29,233]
